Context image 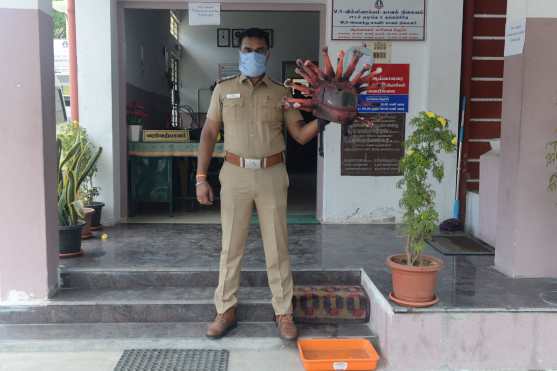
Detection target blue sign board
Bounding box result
[357,94,409,113]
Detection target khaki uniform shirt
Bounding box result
[206,74,303,158]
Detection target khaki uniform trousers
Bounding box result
[214,161,293,315]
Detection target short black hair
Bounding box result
[239,28,270,48]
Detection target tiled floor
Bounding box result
[0,348,306,371]
[66,224,557,312]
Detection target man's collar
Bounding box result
[261,74,272,86]
[239,73,269,86]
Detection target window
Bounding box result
[170,11,179,40]
[170,57,180,128]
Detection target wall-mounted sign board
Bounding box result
[358,63,410,113]
[218,63,239,80]
[142,130,189,143]
[341,113,406,176]
[332,0,426,41]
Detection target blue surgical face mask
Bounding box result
[239,51,267,77]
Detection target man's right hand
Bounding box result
[196,182,214,205]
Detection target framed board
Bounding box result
[332,0,426,41]
[263,29,274,48]
[231,28,274,48]
[341,113,406,176]
[217,28,230,47]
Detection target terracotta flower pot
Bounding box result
[386,254,444,307]
[81,207,95,239]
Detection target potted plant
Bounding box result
[83,181,105,231]
[58,122,105,233]
[387,111,457,307]
[57,123,102,257]
[127,101,147,142]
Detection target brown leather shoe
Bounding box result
[206,307,237,339]
[275,314,298,340]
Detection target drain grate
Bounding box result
[114,349,229,371]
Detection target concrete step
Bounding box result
[0,286,369,324]
[0,322,378,352]
[59,268,362,289]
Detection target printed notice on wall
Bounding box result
[341,113,405,176]
[332,0,425,41]
[358,64,410,113]
[218,63,239,79]
[504,17,526,57]
[189,2,221,26]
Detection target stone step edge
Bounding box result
[1,286,369,307]
[3,299,274,306]
[0,323,379,353]
[0,322,376,342]
[59,268,362,273]
[59,269,363,289]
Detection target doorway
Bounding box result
[122,7,323,224]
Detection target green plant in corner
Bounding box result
[57,125,102,226]
[57,121,102,205]
[397,111,457,266]
[547,140,557,193]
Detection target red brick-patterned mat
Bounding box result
[293,286,370,323]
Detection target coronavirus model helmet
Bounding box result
[282,46,383,127]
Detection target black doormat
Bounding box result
[427,234,494,256]
[114,349,229,371]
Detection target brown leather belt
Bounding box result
[225,151,284,169]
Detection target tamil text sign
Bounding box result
[332,0,426,41]
[341,114,406,176]
[358,63,410,114]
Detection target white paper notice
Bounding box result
[504,17,526,57]
[189,3,220,26]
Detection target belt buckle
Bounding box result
[243,158,262,169]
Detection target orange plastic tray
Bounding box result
[297,338,380,371]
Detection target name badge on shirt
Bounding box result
[226,93,241,99]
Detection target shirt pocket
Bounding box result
[222,97,244,123]
[258,95,283,123]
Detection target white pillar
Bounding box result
[75,0,122,225]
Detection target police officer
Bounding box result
[196,28,325,340]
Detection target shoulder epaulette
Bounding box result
[217,74,240,84]
[269,77,284,87]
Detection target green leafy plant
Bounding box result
[52,9,66,39]
[56,123,102,226]
[57,122,102,204]
[397,111,457,266]
[83,182,100,205]
[547,140,557,193]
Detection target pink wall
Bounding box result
[479,152,499,247]
[0,8,58,301]
[363,271,557,370]
[495,18,557,277]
